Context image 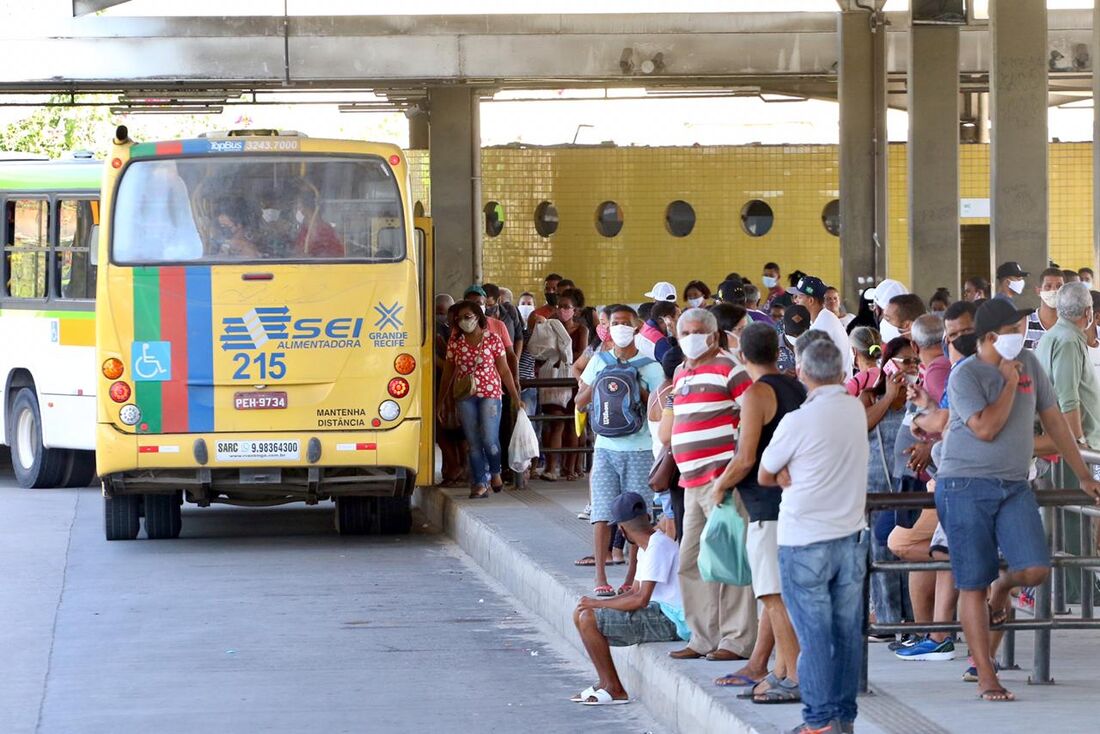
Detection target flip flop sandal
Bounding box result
[616,583,632,595]
[988,603,1009,627]
[738,672,781,699]
[468,486,490,499]
[574,556,596,567]
[753,681,801,704]
[979,688,1016,702]
[714,674,760,688]
[594,584,616,597]
[581,688,630,706]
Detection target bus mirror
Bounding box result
[88,225,99,265]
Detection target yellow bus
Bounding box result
[96,126,433,540]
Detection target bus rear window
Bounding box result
[111,155,405,264]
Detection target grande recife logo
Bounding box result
[219,302,407,351]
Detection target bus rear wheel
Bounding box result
[61,450,97,488]
[144,492,182,539]
[8,388,67,489]
[104,494,141,540]
[334,496,373,535]
[375,496,412,535]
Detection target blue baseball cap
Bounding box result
[609,491,651,524]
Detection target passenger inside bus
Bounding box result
[213,198,262,259]
[292,188,345,258]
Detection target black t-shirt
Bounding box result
[737,373,807,522]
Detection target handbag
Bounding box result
[697,497,752,586]
[452,371,477,401]
[648,445,679,493]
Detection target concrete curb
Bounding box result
[414,486,766,734]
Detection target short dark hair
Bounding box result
[558,278,575,290]
[610,303,638,319]
[739,321,779,365]
[889,293,926,323]
[637,302,654,321]
[451,300,487,330]
[1040,267,1066,281]
[651,300,678,321]
[683,280,712,301]
[1091,290,1100,312]
[482,283,501,299]
[724,272,743,283]
[1080,267,1095,278]
[929,287,951,308]
[559,287,584,308]
[1061,269,1080,282]
[965,277,991,297]
[544,273,562,283]
[943,299,977,322]
[710,303,747,351]
[763,262,780,272]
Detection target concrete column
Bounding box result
[990,0,1048,306]
[838,10,879,301]
[908,25,960,300]
[428,87,481,298]
[408,111,429,150]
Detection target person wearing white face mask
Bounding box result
[994,261,1029,304]
[291,188,344,258]
[936,297,1100,702]
[683,280,712,310]
[761,261,786,310]
[657,308,757,662]
[879,293,926,346]
[1024,267,1065,350]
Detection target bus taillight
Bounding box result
[387,377,409,398]
[102,358,124,379]
[109,382,132,403]
[394,354,416,375]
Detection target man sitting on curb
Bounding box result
[571,491,690,706]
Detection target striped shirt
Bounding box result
[1025,312,1049,351]
[670,353,753,488]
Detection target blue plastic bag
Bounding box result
[697,497,752,586]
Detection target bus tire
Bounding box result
[104,494,141,541]
[144,492,182,539]
[335,496,372,535]
[8,388,67,489]
[376,496,412,535]
[61,450,97,488]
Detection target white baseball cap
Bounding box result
[644,281,678,302]
[865,279,908,310]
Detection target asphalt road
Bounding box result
[0,460,660,734]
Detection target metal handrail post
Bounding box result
[999,605,1017,670]
[1031,502,1055,685]
[1081,514,1095,619]
[860,525,872,694]
[1051,464,1068,614]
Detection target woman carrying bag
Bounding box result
[438,301,523,500]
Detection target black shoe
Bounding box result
[888,634,921,651]
[866,633,895,644]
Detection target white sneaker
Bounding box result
[577,504,591,520]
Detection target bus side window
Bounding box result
[57,199,96,300]
[4,199,49,299]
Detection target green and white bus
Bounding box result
[1,156,100,488]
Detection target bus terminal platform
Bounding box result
[415,480,1100,734]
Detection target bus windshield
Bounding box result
[111,155,405,264]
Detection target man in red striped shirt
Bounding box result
[660,307,758,661]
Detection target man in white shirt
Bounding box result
[759,339,870,734]
[788,275,853,377]
[571,492,688,706]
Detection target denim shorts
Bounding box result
[595,602,681,646]
[935,477,1049,590]
[589,449,654,524]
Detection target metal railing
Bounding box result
[514,375,593,490]
[861,485,1100,692]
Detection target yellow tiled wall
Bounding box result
[407,143,1094,306]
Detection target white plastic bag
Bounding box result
[509,409,540,473]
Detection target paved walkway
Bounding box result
[416,479,1100,734]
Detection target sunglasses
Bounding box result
[890,357,921,367]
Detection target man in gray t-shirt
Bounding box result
[936,299,1100,702]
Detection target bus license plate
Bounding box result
[234,392,288,410]
[216,440,300,462]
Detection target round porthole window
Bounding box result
[534,201,559,237]
[484,201,505,237]
[740,200,773,237]
[665,200,695,237]
[822,199,840,237]
[595,201,623,237]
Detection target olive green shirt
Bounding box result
[1035,317,1100,448]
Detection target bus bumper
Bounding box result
[96,420,422,502]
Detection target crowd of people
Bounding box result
[433,260,1100,734]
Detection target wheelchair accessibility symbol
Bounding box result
[132,341,172,382]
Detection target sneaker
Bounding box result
[895,636,956,661]
[785,722,843,734]
[888,634,920,651]
[577,504,591,521]
[866,633,895,643]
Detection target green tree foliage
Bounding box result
[1,95,118,158]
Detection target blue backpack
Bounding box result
[590,352,654,438]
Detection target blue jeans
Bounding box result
[935,476,1049,590]
[457,397,503,487]
[780,531,869,729]
[869,512,912,625]
[520,386,539,416]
